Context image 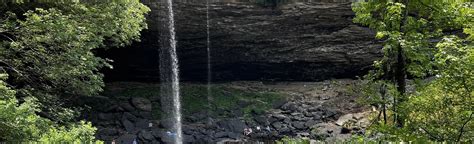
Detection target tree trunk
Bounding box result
[394,0,408,128]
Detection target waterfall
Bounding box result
[159,0,183,143]
[206,0,213,123]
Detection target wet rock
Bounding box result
[297,132,310,137]
[123,112,138,122]
[311,123,340,139]
[121,118,135,132]
[304,119,319,128]
[159,118,174,129]
[292,121,306,130]
[151,128,164,138]
[97,128,119,136]
[254,116,270,125]
[103,104,119,112]
[272,122,284,129]
[214,131,228,138]
[272,99,287,109]
[138,130,154,142]
[120,102,135,112]
[135,119,151,129]
[272,114,288,121]
[116,134,137,144]
[184,134,196,143]
[131,97,152,112]
[322,108,338,119]
[281,102,298,111]
[278,126,291,134]
[313,113,322,120]
[218,119,247,133]
[228,132,241,139]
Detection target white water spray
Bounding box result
[160,0,182,143]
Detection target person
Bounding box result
[243,128,253,136]
[132,138,137,144]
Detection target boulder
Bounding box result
[116,134,137,144]
[217,119,247,133]
[131,97,152,112]
[292,121,307,130]
[135,118,151,129]
[120,102,136,112]
[121,118,135,132]
[138,130,155,142]
[96,128,119,137]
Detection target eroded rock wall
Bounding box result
[103,1,381,81]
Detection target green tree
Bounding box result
[353,0,473,141]
[0,1,149,121]
[0,73,100,142]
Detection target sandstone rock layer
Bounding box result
[104,1,381,81]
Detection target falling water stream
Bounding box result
[159,0,183,143]
[206,0,213,123]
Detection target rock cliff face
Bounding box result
[103,1,381,82]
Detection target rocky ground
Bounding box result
[80,79,372,143]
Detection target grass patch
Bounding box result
[102,82,285,119]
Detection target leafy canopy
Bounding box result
[0,1,150,121]
[352,0,473,141]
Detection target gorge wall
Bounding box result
[103,1,381,82]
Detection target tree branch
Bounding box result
[457,113,473,142]
[416,0,439,13]
[419,126,441,141]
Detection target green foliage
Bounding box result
[353,0,473,142]
[0,1,149,142]
[276,136,310,144]
[103,83,285,119]
[0,74,101,143]
[0,1,149,121]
